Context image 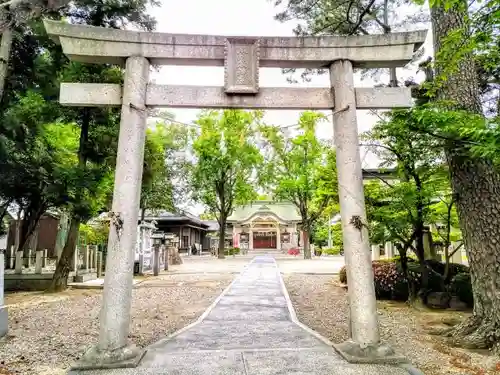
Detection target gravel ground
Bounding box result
[0,273,233,375]
[284,274,499,375]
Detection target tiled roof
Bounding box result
[227,201,301,223]
[202,220,219,231]
[141,209,208,227]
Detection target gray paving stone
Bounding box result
[148,320,327,352]
[225,286,283,297]
[206,304,290,321]
[140,351,245,373]
[243,349,346,374]
[217,295,287,307]
[69,255,413,375]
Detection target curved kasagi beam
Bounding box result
[44,19,427,69]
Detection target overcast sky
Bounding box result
[145,0,432,212]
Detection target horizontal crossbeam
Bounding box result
[59,83,413,109]
[44,20,427,69]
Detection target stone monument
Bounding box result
[43,19,427,369]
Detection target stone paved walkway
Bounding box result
[70,256,412,374]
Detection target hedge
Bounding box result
[339,257,473,307]
[224,247,240,256]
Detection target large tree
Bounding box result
[260,112,338,259]
[273,0,427,84]
[361,109,452,303]
[190,110,264,259]
[44,0,157,291]
[140,121,189,219]
[422,0,500,354]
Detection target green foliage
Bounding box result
[260,112,338,241]
[362,108,461,259]
[0,0,159,256]
[322,247,341,255]
[224,247,241,256]
[199,211,216,220]
[189,110,264,224]
[272,0,427,83]
[79,221,109,245]
[141,121,189,213]
[313,221,342,248]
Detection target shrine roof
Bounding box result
[227,201,301,223]
[141,209,208,228]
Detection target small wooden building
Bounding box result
[142,210,211,253]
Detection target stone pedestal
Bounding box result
[163,247,168,271]
[15,251,22,274]
[0,250,7,338]
[8,246,14,269]
[75,56,150,371]
[384,242,394,259]
[371,245,380,261]
[41,249,47,268]
[330,60,402,364]
[153,246,160,276]
[138,253,144,275]
[82,245,89,271]
[35,250,43,274]
[96,251,103,278]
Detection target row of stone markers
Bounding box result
[3,244,102,277]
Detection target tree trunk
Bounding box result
[217,216,225,259]
[303,229,311,259]
[19,202,45,267]
[49,108,90,291]
[0,10,13,102]
[431,1,500,352]
[47,218,80,292]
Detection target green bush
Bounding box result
[339,261,408,300]
[372,261,409,301]
[323,247,342,255]
[450,272,473,307]
[224,247,241,256]
[340,258,472,305]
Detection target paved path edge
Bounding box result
[277,259,424,375]
[144,260,249,352]
[276,259,339,348]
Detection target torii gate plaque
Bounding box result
[44,20,426,369]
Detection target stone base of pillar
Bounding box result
[0,305,8,338]
[71,344,145,370]
[333,340,406,364]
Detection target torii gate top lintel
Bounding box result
[43,20,427,110]
[44,20,427,69]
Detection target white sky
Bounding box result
[146,0,433,212]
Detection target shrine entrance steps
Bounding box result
[69,256,414,374]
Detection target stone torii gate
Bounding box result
[44,20,426,369]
